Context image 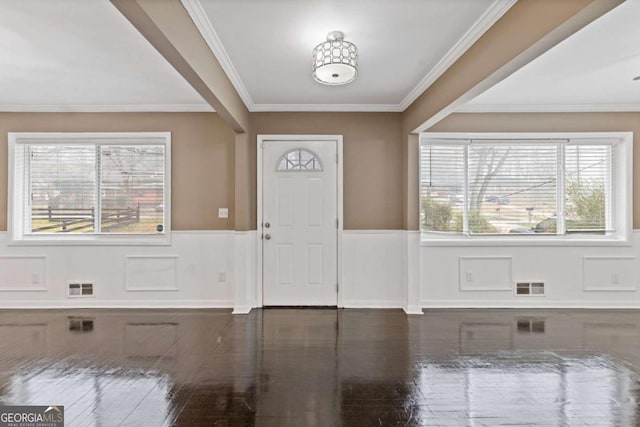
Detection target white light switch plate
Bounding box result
[218,208,229,219]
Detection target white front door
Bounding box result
[262,140,338,306]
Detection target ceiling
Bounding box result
[461,1,640,112]
[188,0,506,111]
[0,0,210,111]
[0,0,513,113]
[3,0,636,115]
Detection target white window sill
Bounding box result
[420,233,631,247]
[8,233,171,246]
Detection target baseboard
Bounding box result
[342,300,404,309]
[232,305,254,314]
[421,300,640,309]
[0,300,234,309]
[342,230,406,235]
[403,305,424,315]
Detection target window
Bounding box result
[277,148,323,171]
[9,132,171,245]
[419,132,632,245]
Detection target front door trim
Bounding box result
[257,135,344,308]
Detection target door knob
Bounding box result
[264,222,271,228]
[264,233,272,240]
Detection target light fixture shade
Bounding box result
[312,31,358,85]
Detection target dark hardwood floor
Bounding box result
[1,308,639,426]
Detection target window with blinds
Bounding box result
[420,145,465,233]
[9,132,171,243]
[564,145,611,234]
[419,133,629,242]
[467,143,559,235]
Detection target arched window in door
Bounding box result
[277,148,323,171]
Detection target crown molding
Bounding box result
[183,0,515,113]
[181,0,256,111]
[251,104,403,113]
[0,104,214,113]
[456,103,640,113]
[398,0,516,111]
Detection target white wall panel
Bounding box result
[0,256,47,291]
[342,231,405,308]
[233,231,257,314]
[125,256,178,291]
[4,228,640,310]
[421,232,640,308]
[583,256,636,292]
[0,231,234,308]
[458,256,512,291]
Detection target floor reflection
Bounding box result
[0,309,639,425]
[4,369,172,427]
[414,353,636,426]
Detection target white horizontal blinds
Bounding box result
[420,145,465,233]
[14,144,28,234]
[28,145,96,234]
[564,144,611,234]
[99,145,165,234]
[467,143,557,235]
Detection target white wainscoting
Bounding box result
[8,228,640,311]
[0,229,407,311]
[458,256,512,291]
[233,231,258,314]
[342,231,405,308]
[125,255,179,292]
[0,231,235,308]
[420,232,640,308]
[0,255,47,291]
[583,256,637,292]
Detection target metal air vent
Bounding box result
[515,282,544,296]
[68,282,94,297]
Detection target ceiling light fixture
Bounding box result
[312,31,358,85]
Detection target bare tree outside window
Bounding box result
[420,141,610,236]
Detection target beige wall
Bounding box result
[4,112,635,233]
[427,112,640,229]
[234,130,253,231]
[251,112,403,230]
[0,112,236,231]
[1,112,403,232]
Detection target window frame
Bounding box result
[8,132,172,246]
[419,132,632,247]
